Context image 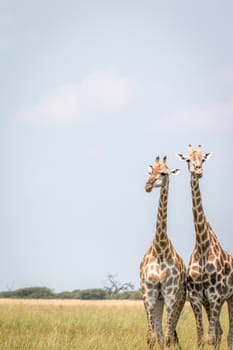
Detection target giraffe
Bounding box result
[177,144,233,350]
[140,155,186,349]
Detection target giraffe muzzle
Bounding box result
[145,183,153,192]
[195,170,203,178]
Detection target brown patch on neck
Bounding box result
[196,223,205,233]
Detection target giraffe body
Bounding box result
[178,145,233,350]
[140,156,186,349]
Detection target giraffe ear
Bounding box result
[170,168,181,175]
[176,153,187,161]
[203,152,212,161]
[147,165,153,174]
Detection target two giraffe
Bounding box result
[141,145,233,350]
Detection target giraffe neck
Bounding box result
[153,182,169,254]
[191,174,216,253]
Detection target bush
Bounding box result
[79,289,108,300]
[0,287,54,299]
[111,290,142,300]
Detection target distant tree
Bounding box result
[79,288,108,300]
[114,290,142,300]
[0,290,13,298]
[0,287,54,299]
[56,290,81,299]
[104,274,135,296]
[56,291,73,299]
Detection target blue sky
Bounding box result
[1,0,233,291]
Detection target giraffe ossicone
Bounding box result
[140,155,186,349]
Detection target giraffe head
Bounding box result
[145,156,180,192]
[177,144,212,178]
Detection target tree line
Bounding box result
[0,287,141,300]
[0,275,142,300]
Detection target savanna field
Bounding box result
[0,299,230,350]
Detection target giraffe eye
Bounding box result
[161,172,166,176]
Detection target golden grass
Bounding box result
[0,299,230,350]
[0,298,141,306]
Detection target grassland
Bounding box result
[0,299,230,350]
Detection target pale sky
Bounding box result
[1,0,233,292]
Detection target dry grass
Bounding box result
[0,299,230,349]
[0,298,141,306]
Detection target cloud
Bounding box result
[214,65,233,85]
[160,96,233,131]
[157,65,233,132]
[17,84,81,124]
[81,69,139,112]
[16,69,140,124]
